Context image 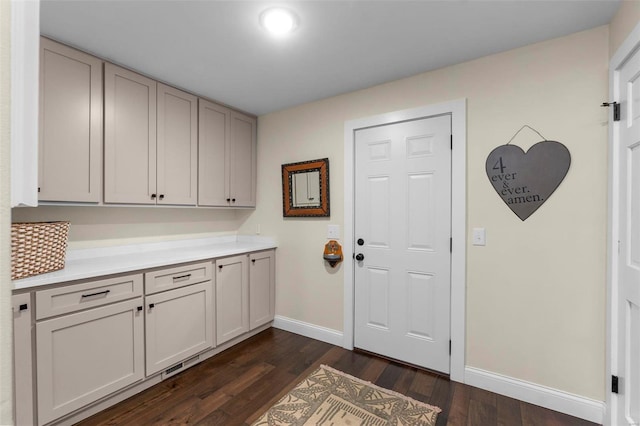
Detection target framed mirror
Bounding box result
[282,158,330,217]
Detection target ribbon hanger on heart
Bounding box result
[506,124,547,145]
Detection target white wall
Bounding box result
[12,206,250,249]
[609,0,640,57]
[239,26,609,401]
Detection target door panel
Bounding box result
[229,112,257,207]
[249,250,276,330]
[198,99,231,206]
[366,267,390,329]
[36,299,144,425]
[39,38,102,202]
[407,173,435,250]
[354,115,451,373]
[157,84,197,206]
[406,271,435,339]
[104,64,156,204]
[367,176,391,248]
[216,255,249,345]
[145,282,213,376]
[616,43,640,426]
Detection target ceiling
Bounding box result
[40,0,620,116]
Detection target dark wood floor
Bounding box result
[77,328,599,426]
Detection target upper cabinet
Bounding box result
[198,99,229,207]
[37,38,256,209]
[39,38,103,203]
[104,64,157,205]
[229,112,257,207]
[104,65,199,206]
[199,99,256,207]
[156,83,198,206]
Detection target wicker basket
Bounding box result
[11,222,70,280]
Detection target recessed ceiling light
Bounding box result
[260,8,298,36]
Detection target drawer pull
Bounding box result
[137,306,143,311]
[81,290,111,298]
[173,274,192,281]
[19,303,28,311]
[149,303,155,309]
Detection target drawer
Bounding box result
[36,274,143,320]
[145,261,212,295]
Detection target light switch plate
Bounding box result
[327,225,340,239]
[472,228,486,246]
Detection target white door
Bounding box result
[354,114,451,373]
[614,44,640,426]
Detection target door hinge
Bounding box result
[449,340,452,355]
[612,375,619,394]
[450,237,452,253]
[602,102,621,122]
[450,134,453,150]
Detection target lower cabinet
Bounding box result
[249,250,276,330]
[17,249,275,425]
[13,293,34,426]
[36,298,144,425]
[216,254,250,345]
[216,250,276,345]
[145,281,214,376]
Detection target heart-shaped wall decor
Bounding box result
[485,141,571,221]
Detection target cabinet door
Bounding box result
[145,282,214,376]
[229,112,257,207]
[36,298,144,426]
[157,84,197,206]
[249,250,276,330]
[216,255,249,345]
[198,99,231,207]
[13,293,34,426]
[39,38,102,202]
[104,63,157,204]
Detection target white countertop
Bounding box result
[12,235,277,291]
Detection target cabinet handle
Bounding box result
[137,306,143,312]
[232,198,236,203]
[226,198,231,202]
[159,194,165,200]
[19,303,28,311]
[173,274,191,281]
[151,193,157,199]
[81,290,111,298]
[149,303,155,309]
[218,265,223,270]
[251,259,256,264]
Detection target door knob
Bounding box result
[355,253,365,261]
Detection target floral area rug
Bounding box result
[252,364,441,426]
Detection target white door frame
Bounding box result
[607,21,640,426]
[343,99,467,382]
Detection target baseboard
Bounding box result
[272,315,343,347]
[465,367,605,424]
